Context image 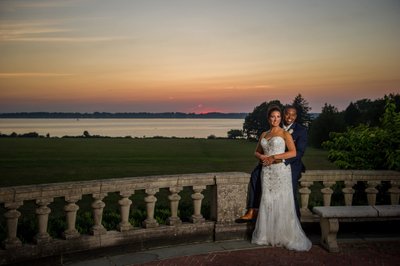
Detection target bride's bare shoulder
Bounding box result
[283,130,293,140]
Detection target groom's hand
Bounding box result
[263,156,275,166]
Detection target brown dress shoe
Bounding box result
[239,208,258,220]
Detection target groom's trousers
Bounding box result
[247,164,262,209]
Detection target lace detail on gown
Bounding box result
[251,136,312,251]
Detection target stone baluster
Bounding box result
[190,185,206,224]
[388,181,400,205]
[299,181,313,217]
[3,202,23,249]
[365,181,380,206]
[167,186,183,226]
[91,193,107,235]
[342,181,356,206]
[34,198,53,243]
[142,188,159,228]
[63,195,81,239]
[321,181,335,206]
[118,191,133,231]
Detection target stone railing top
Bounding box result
[300,170,400,182]
[0,172,249,203]
[1,170,399,204]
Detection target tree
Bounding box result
[322,96,400,170]
[343,102,360,126]
[340,94,400,130]
[308,103,346,148]
[83,130,90,138]
[243,100,284,139]
[290,94,312,127]
[227,129,244,139]
[243,94,313,140]
[380,95,400,170]
[344,98,385,127]
[21,132,40,138]
[323,125,388,169]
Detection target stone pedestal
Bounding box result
[91,194,107,235]
[142,188,159,228]
[3,202,23,249]
[63,195,81,239]
[34,199,53,244]
[167,186,182,226]
[190,186,206,224]
[118,191,133,231]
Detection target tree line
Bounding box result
[242,93,400,171]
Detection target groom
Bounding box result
[240,105,308,220]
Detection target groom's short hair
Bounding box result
[284,105,297,114]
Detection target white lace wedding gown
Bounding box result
[252,136,312,251]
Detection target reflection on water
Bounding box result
[0,119,244,138]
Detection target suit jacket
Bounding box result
[285,122,307,181]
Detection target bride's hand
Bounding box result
[262,155,273,166]
[268,156,275,165]
[260,155,267,166]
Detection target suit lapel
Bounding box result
[288,122,296,133]
[289,123,298,141]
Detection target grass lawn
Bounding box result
[0,138,337,187]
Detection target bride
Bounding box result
[251,105,312,251]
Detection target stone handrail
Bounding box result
[0,170,399,264]
[0,172,249,264]
[299,170,400,221]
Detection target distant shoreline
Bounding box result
[0,117,245,138]
[0,112,247,119]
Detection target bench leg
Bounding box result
[320,218,339,252]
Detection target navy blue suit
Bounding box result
[284,122,308,218]
[247,122,307,219]
[247,163,262,210]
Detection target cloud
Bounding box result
[1,0,93,10]
[2,36,129,42]
[0,22,70,41]
[0,73,74,78]
[221,84,273,91]
[0,21,131,43]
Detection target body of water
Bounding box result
[0,119,244,138]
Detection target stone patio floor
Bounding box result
[10,221,400,266]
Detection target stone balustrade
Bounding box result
[299,170,400,221]
[0,170,399,264]
[0,172,249,264]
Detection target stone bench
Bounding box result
[312,205,400,252]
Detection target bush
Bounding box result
[322,96,400,170]
[227,129,243,139]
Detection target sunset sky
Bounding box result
[0,0,399,113]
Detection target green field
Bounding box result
[0,138,336,187]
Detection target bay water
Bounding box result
[0,118,244,138]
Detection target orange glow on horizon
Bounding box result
[0,1,399,113]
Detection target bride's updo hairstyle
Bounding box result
[267,105,282,118]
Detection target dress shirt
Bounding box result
[283,123,293,131]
